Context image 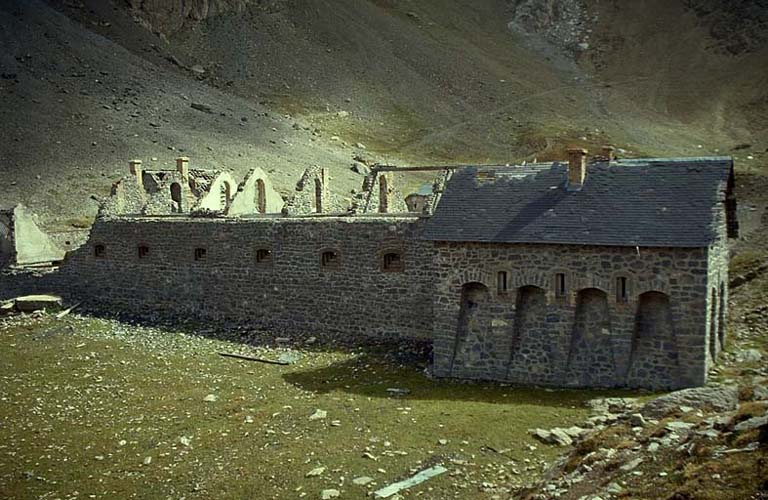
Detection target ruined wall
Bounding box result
[229,167,284,215]
[58,216,434,339]
[431,243,710,390]
[195,171,238,212]
[283,166,350,215]
[12,205,66,265]
[361,172,409,214]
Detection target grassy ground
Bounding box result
[0,314,636,499]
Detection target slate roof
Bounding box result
[421,157,736,247]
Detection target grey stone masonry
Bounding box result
[58,216,434,339]
[430,242,713,390]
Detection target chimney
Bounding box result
[176,157,189,180]
[129,159,144,191]
[601,145,615,161]
[566,147,588,189]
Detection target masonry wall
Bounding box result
[57,216,434,339]
[705,202,731,368]
[431,242,711,390]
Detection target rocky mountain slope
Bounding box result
[1,0,767,226]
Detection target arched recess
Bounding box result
[709,288,718,361]
[626,291,679,387]
[506,286,553,382]
[565,288,616,387]
[450,282,492,375]
[170,182,182,212]
[256,179,266,214]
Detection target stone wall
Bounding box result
[283,166,350,215]
[229,167,284,215]
[55,216,434,339]
[430,242,712,390]
[705,202,731,368]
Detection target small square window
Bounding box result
[382,252,404,272]
[321,250,339,269]
[555,273,566,298]
[138,245,149,259]
[256,248,272,263]
[497,271,508,294]
[616,276,628,303]
[194,248,207,261]
[94,244,106,258]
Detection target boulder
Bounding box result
[734,415,768,433]
[665,421,696,433]
[640,386,739,418]
[350,161,370,176]
[629,413,647,427]
[586,397,638,414]
[736,349,763,363]
[529,428,573,446]
[14,294,63,313]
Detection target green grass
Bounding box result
[0,315,636,499]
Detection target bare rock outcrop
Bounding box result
[639,385,740,418]
[125,0,283,35]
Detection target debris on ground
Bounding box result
[374,464,448,498]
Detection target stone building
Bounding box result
[422,149,737,389]
[0,150,738,390]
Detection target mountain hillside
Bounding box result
[0,0,767,226]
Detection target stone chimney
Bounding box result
[566,148,588,189]
[129,159,143,191]
[601,145,615,161]
[176,157,190,181]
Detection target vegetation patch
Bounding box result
[0,314,636,499]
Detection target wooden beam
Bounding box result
[370,165,465,173]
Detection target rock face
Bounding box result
[125,0,263,35]
[506,0,589,54]
[640,385,739,418]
